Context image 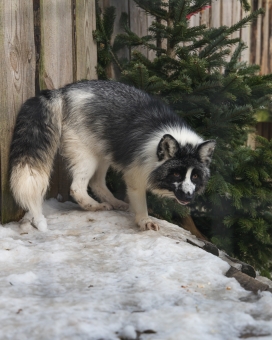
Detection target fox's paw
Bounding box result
[85,202,113,212]
[33,215,48,232]
[20,212,34,232]
[138,218,160,232]
[20,219,33,232]
[112,200,129,212]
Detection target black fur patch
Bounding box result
[157,134,180,161]
[9,92,59,170]
[148,155,210,201]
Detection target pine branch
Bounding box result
[133,0,168,19]
[226,8,265,36]
[239,0,251,12]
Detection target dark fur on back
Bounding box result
[63,80,189,166]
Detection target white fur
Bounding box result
[164,126,203,146]
[141,126,203,174]
[69,90,95,109]
[10,164,49,231]
[182,167,195,195]
[123,166,152,230]
[151,188,175,199]
[61,129,112,211]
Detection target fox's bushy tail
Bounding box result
[9,90,63,231]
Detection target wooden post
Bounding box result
[39,0,74,90]
[147,14,156,61]
[231,0,241,54]
[210,0,221,28]
[39,0,74,202]
[129,0,149,59]
[0,1,36,223]
[269,1,272,74]
[200,4,210,27]
[75,0,97,81]
[255,0,263,66]
[99,0,129,78]
[241,5,251,63]
[261,0,269,74]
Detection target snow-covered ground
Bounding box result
[0,199,272,340]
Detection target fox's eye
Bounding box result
[173,172,180,178]
[192,174,198,179]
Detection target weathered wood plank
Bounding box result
[75,0,97,80]
[221,0,232,62]
[0,0,35,223]
[147,14,156,61]
[221,0,232,27]
[40,0,74,89]
[99,0,129,78]
[200,4,210,27]
[269,2,272,73]
[255,0,263,66]
[241,6,250,63]
[231,0,241,54]
[190,12,200,27]
[210,0,221,28]
[40,0,74,202]
[261,0,269,74]
[250,0,258,65]
[129,0,149,58]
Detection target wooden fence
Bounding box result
[0,0,271,224]
[0,0,97,223]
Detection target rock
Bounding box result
[226,267,272,293]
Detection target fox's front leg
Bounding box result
[125,178,160,231]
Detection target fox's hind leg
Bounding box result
[63,135,112,212]
[62,127,115,211]
[89,161,129,211]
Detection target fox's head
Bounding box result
[149,134,216,205]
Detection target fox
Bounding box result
[9,80,215,232]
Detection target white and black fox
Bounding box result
[10,80,215,232]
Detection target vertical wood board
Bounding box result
[221,0,232,27]
[190,12,200,27]
[231,0,241,54]
[255,0,263,65]
[40,0,73,90]
[210,0,221,28]
[40,0,74,201]
[200,5,210,27]
[99,0,129,78]
[147,14,156,61]
[257,122,272,140]
[129,0,149,58]
[261,0,269,74]
[75,0,97,80]
[241,6,251,62]
[269,1,272,73]
[221,0,232,62]
[0,0,35,223]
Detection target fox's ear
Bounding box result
[157,134,180,161]
[197,140,216,165]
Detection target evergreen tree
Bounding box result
[94,0,272,276]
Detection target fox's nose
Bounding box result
[185,193,193,200]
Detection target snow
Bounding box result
[0,199,272,340]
